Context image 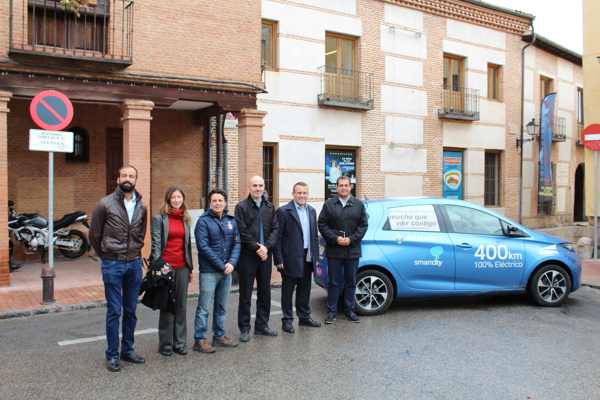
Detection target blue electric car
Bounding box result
[314,198,582,315]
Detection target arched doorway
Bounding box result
[574,163,585,222]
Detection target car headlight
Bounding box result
[559,242,576,252]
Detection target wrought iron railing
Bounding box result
[318,66,374,110]
[576,122,584,146]
[551,117,567,141]
[439,87,480,120]
[9,0,134,64]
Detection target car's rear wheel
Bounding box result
[355,269,394,315]
[529,264,572,307]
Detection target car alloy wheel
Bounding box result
[537,270,567,304]
[529,264,571,307]
[355,269,394,315]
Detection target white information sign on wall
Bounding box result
[387,205,440,232]
[29,129,74,153]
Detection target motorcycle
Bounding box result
[8,202,91,261]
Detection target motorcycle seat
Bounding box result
[54,211,87,230]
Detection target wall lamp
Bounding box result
[517,118,538,147]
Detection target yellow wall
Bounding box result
[583,0,600,217]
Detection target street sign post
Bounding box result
[583,124,600,260]
[29,91,74,304]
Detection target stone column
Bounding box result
[121,99,153,257]
[0,91,12,287]
[237,108,267,200]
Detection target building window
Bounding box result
[443,54,464,92]
[325,33,356,74]
[484,152,501,206]
[66,127,89,163]
[325,148,357,200]
[540,75,554,103]
[487,63,502,101]
[577,87,584,124]
[261,20,278,71]
[263,144,277,204]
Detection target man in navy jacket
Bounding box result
[193,189,240,353]
[274,182,322,333]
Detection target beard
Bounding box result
[119,181,135,193]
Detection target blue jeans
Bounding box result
[194,272,232,340]
[326,258,358,315]
[101,258,142,360]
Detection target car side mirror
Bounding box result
[505,225,519,237]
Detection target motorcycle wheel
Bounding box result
[58,230,89,259]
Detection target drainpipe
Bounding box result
[519,20,536,224]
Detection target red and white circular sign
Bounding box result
[583,124,600,151]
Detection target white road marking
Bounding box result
[58,296,284,346]
[58,328,158,347]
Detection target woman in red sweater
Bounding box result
[151,187,193,356]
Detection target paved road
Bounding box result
[1,286,600,400]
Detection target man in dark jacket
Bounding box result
[318,175,368,324]
[274,182,321,333]
[193,189,241,353]
[235,176,279,342]
[90,165,148,372]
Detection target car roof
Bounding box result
[365,197,499,213]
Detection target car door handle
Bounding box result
[457,243,472,249]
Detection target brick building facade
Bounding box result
[0,0,267,286]
[0,0,587,287]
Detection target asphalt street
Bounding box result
[1,286,600,400]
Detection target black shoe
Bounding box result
[324,313,336,324]
[255,326,278,337]
[105,358,121,372]
[120,352,145,364]
[299,318,322,328]
[173,347,187,355]
[346,313,360,323]
[239,331,251,343]
[159,348,174,356]
[282,321,295,334]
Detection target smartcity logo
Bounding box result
[414,246,444,268]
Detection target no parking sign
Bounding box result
[29,90,74,131]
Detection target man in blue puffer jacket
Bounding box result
[193,189,241,353]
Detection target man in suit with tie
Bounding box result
[274,182,322,333]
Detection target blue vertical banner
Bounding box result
[442,150,463,199]
[538,93,557,205]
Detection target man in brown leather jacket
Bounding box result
[90,165,148,372]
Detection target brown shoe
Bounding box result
[193,339,215,354]
[212,335,239,348]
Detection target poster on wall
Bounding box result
[325,149,357,199]
[538,92,556,208]
[442,151,463,200]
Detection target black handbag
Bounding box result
[139,257,176,312]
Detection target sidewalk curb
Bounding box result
[0,282,283,321]
[582,283,600,290]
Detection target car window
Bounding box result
[445,205,504,236]
[383,205,440,232]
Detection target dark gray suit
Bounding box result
[274,201,319,322]
[151,214,193,353]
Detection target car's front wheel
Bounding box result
[529,264,572,307]
[355,269,394,315]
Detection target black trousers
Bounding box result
[238,254,272,332]
[281,261,313,322]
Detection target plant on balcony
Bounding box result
[59,0,96,17]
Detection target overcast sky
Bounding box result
[481,0,583,53]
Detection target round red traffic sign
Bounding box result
[29,90,74,131]
[583,124,600,151]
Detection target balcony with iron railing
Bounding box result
[576,122,584,146]
[438,87,480,121]
[552,116,567,142]
[8,0,134,70]
[317,66,374,111]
